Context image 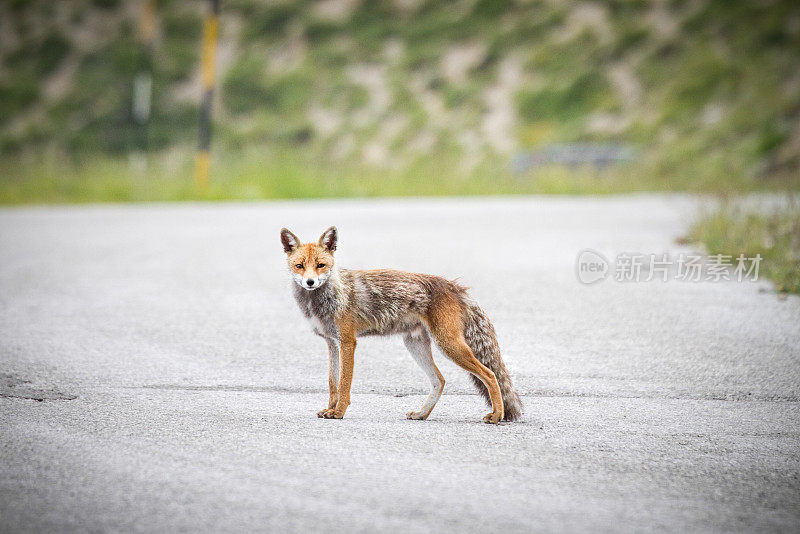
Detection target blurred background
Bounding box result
[1,0,798,200]
[0,0,798,291]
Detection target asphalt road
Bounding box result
[1,196,798,533]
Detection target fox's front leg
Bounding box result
[317,340,340,418]
[320,327,356,419]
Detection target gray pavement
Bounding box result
[1,195,799,533]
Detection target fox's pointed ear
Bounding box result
[318,226,337,252]
[280,228,301,253]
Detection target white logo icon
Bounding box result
[576,249,609,284]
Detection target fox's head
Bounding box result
[280,226,337,291]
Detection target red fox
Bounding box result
[280,226,522,424]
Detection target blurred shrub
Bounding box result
[0,75,39,121]
[690,202,800,293]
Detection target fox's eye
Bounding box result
[317,263,326,269]
[295,264,303,269]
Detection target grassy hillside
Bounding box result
[1,0,799,201]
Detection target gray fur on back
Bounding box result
[293,268,463,339]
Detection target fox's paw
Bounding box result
[317,408,335,418]
[406,411,429,420]
[483,412,502,424]
[317,408,344,419]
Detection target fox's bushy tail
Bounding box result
[462,300,523,421]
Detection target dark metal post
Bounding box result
[132,0,156,170]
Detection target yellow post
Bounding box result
[138,0,157,44]
[196,0,220,190]
[196,150,210,190]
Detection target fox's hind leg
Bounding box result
[403,327,444,420]
[425,302,504,424]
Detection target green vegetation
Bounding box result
[1,0,799,202]
[689,200,800,294]
[0,152,669,204]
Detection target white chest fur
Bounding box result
[306,315,327,337]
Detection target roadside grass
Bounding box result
[2,146,797,205]
[689,199,800,294]
[0,152,613,204]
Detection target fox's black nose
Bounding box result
[306,279,315,287]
